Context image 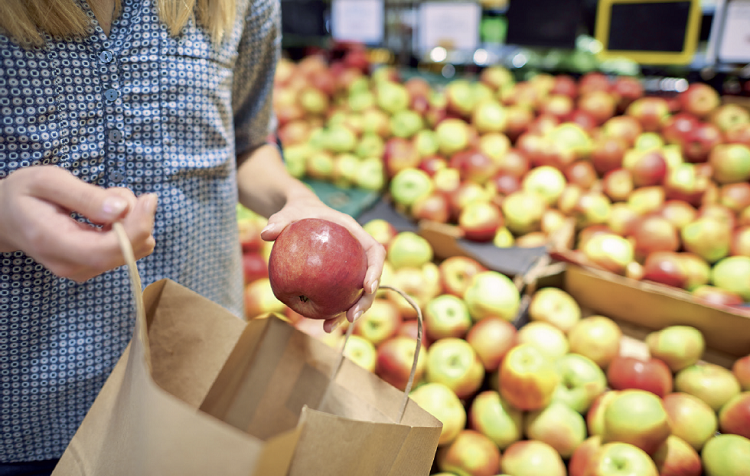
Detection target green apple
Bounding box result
[390,109,424,139]
[425,337,485,399]
[568,315,623,369]
[324,124,357,153]
[675,363,741,411]
[493,226,515,248]
[436,429,502,476]
[602,389,671,455]
[343,334,377,372]
[375,80,409,114]
[528,287,582,333]
[588,442,659,476]
[501,190,547,235]
[478,132,511,164]
[305,150,335,180]
[501,440,567,476]
[522,165,567,206]
[711,255,750,300]
[282,143,309,178]
[498,343,560,411]
[463,270,520,322]
[516,321,569,360]
[331,153,360,188]
[701,434,750,476]
[389,168,434,209]
[412,129,440,158]
[386,231,433,269]
[348,90,375,112]
[352,298,401,347]
[553,353,608,414]
[354,156,386,191]
[435,118,470,157]
[472,100,508,134]
[581,233,635,275]
[663,392,718,452]
[524,402,587,458]
[362,218,398,248]
[645,325,705,373]
[409,382,466,446]
[423,294,472,341]
[468,390,523,450]
[355,132,385,159]
[634,131,665,151]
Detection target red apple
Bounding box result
[725,122,750,148]
[692,284,745,307]
[539,94,575,120]
[602,168,634,203]
[613,75,645,112]
[627,96,671,132]
[579,72,612,95]
[504,105,535,141]
[718,392,750,439]
[569,435,602,476]
[651,435,703,476]
[465,316,517,372]
[375,335,427,391]
[458,201,504,242]
[498,148,531,178]
[658,200,698,230]
[567,109,599,134]
[268,219,366,320]
[238,218,264,253]
[383,137,421,179]
[606,355,674,398]
[550,74,579,98]
[417,155,448,176]
[591,137,628,175]
[602,115,643,147]
[662,112,700,146]
[565,160,598,189]
[630,216,681,257]
[411,191,451,224]
[640,251,690,288]
[682,122,723,163]
[242,251,268,285]
[627,149,669,186]
[679,83,720,118]
[449,148,499,184]
[578,90,617,125]
[488,172,522,197]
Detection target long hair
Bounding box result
[0,0,236,47]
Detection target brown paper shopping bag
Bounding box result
[52,223,442,476]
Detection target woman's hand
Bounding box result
[260,189,385,333]
[0,166,158,282]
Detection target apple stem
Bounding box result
[298,295,309,303]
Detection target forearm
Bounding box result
[236,143,319,218]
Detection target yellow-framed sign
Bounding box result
[594,0,703,65]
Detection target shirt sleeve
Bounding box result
[232,0,281,157]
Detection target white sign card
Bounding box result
[416,2,481,53]
[331,0,385,45]
[718,0,750,62]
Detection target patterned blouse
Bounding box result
[0,0,279,461]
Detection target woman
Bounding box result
[0,0,385,473]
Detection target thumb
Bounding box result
[260,215,291,242]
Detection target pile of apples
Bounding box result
[237,207,750,475]
[271,55,750,309]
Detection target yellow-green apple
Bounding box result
[721,182,750,213]
[546,122,594,160]
[498,343,560,411]
[331,152,361,187]
[587,391,620,437]
[389,109,424,140]
[606,355,673,397]
[433,167,461,196]
[444,80,477,119]
[241,251,268,285]
[679,83,720,118]
[663,392,718,452]
[466,316,517,372]
[362,218,398,248]
[354,156,386,191]
[447,180,492,220]
[701,434,750,476]
[709,143,750,184]
[602,389,671,454]
[268,219,366,320]
[578,90,617,125]
[410,382,466,446]
[503,105,535,142]
[412,129,440,159]
[480,65,514,91]
[607,203,639,236]
[541,208,568,236]
[493,226,515,248]
[468,390,523,450]
[692,284,745,307]
[411,191,451,224]
[711,255,750,300]
[568,315,622,369]
[664,163,710,206]
[553,353,608,413]
[426,337,484,399]
[681,217,731,263]
[438,256,487,299]
[733,355,750,391]
[375,335,427,391]
[305,149,335,180]
[699,202,737,231]
[361,108,391,138]
[500,440,567,476]
[602,115,643,147]
[710,103,750,132]
[478,132,511,163]
[517,321,569,360]
[375,80,409,115]
[522,165,567,206]
[436,118,471,157]
[628,187,665,216]
[584,442,659,476]
[298,85,330,115]
[389,168,434,210]
[501,190,547,235]
[564,160,599,190]
[725,122,750,148]
[602,168,635,203]
[355,132,385,159]
[626,149,668,187]
[682,122,723,163]
[630,215,681,259]
[386,264,441,320]
[458,201,504,242]
[645,325,705,372]
[383,137,421,179]
[343,334,377,372]
[424,294,472,341]
[463,270,520,322]
[472,100,508,135]
[436,429,501,476]
[539,93,574,120]
[515,231,548,248]
[323,124,357,154]
[353,298,402,347]
[718,392,750,439]
[627,96,671,132]
[640,251,691,288]
[675,363,741,411]
[581,233,635,275]
[524,401,587,458]
[528,287,582,333]
[387,231,433,270]
[244,277,287,319]
[574,191,613,229]
[569,436,602,476]
[658,200,698,230]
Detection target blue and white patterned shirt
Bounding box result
[0,0,279,461]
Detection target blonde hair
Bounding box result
[0,0,236,47]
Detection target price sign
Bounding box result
[416,2,481,53]
[717,0,750,63]
[330,0,384,45]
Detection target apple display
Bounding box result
[524,401,588,459]
[606,355,673,398]
[500,440,567,476]
[498,343,560,411]
[465,316,517,372]
[409,382,466,446]
[674,363,742,411]
[602,115,643,147]
[375,335,427,391]
[645,325,705,372]
[425,337,485,399]
[463,270,520,322]
[568,315,623,369]
[553,353,608,414]
[718,392,750,439]
[468,390,524,450]
[602,389,671,454]
[701,434,750,476]
[436,429,502,476]
[423,294,472,341]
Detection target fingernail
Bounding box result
[261,224,275,235]
[369,280,379,294]
[329,319,341,332]
[351,310,363,323]
[102,197,127,216]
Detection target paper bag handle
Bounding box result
[320,285,423,424]
[113,222,152,368]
